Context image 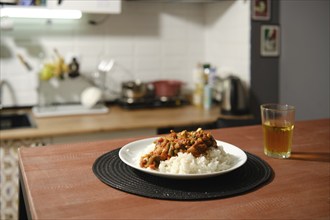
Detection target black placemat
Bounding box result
[93,148,273,200]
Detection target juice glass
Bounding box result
[260,104,295,159]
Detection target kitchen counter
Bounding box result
[0,105,252,140]
[18,119,329,219]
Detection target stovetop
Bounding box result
[118,96,188,109]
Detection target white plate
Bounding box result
[119,137,247,179]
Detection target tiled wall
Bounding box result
[0,0,250,107]
[205,0,250,84]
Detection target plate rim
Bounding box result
[119,137,247,179]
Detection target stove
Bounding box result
[118,96,188,109]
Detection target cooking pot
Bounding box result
[221,75,249,115]
[152,80,183,98]
[121,80,153,99]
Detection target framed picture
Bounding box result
[252,0,271,21]
[260,25,280,57]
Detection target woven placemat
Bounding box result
[93,148,273,200]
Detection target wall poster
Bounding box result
[252,0,271,21]
[260,25,280,57]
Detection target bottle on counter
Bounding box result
[68,57,80,78]
[192,63,204,108]
[203,84,212,110]
[203,64,215,110]
[19,0,34,5]
[202,64,211,84]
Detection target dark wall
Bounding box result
[279,0,330,120]
[250,0,280,118]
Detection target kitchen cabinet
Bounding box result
[127,0,221,2]
[0,0,121,14]
[47,0,121,14]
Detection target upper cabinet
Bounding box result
[0,0,121,14]
[125,0,220,2]
[46,0,121,14]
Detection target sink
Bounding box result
[0,113,36,130]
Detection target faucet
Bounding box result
[0,80,4,110]
[0,79,17,109]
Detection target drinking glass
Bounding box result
[260,104,295,159]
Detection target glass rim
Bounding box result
[260,103,295,111]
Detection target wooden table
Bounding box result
[18,119,330,219]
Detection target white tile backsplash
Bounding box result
[205,0,250,84]
[0,0,250,107]
[135,40,161,56]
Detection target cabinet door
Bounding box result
[47,0,121,14]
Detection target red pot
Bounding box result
[152,80,183,97]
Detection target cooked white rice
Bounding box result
[140,144,234,174]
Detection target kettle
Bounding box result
[221,75,249,115]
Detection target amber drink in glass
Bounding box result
[260,104,295,159]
